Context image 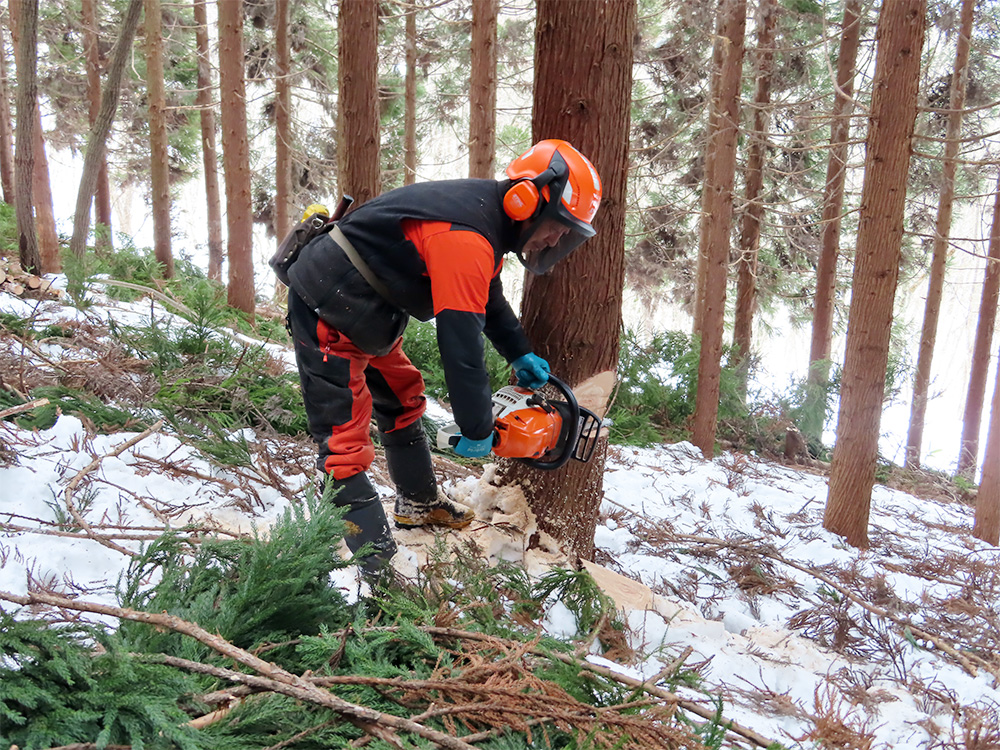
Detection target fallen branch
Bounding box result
[0,588,477,750]
[672,531,995,682]
[88,278,196,319]
[63,421,165,557]
[0,397,49,419]
[362,625,775,748]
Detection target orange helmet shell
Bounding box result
[505,139,602,229]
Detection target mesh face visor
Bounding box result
[514,213,595,275]
[513,171,597,275]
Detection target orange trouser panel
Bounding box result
[287,290,426,480]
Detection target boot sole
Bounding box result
[393,511,474,530]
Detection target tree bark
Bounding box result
[9,0,58,273]
[905,0,975,469]
[973,342,1000,545]
[825,0,926,548]
[958,176,1000,479]
[404,5,417,185]
[803,0,862,442]
[274,0,292,241]
[12,0,39,274]
[338,0,380,204]
[218,0,256,319]
[0,26,15,204]
[468,0,498,179]
[497,0,635,560]
[691,0,746,458]
[193,0,223,282]
[732,0,776,368]
[692,33,724,337]
[82,0,113,251]
[145,0,174,278]
[69,0,144,261]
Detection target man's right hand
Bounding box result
[454,434,494,458]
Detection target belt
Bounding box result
[330,224,394,303]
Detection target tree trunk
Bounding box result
[692,35,723,337]
[274,0,292,241]
[732,0,776,368]
[337,0,380,204]
[82,0,113,251]
[496,0,635,561]
[905,0,975,469]
[9,0,58,273]
[12,0,39,274]
[193,0,223,283]
[0,28,15,204]
[69,0,143,261]
[803,0,862,442]
[973,343,1000,545]
[404,6,417,185]
[824,0,926,549]
[218,0,255,319]
[469,0,498,179]
[691,0,746,458]
[145,0,174,278]
[958,175,1000,479]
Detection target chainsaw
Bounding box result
[436,375,603,470]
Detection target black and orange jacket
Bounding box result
[288,179,531,441]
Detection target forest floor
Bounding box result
[2,275,999,749]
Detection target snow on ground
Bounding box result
[2,286,1000,748]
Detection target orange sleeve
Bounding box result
[419,225,495,316]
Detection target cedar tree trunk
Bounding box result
[691,0,746,457]
[404,6,417,185]
[469,0,498,179]
[0,29,14,204]
[145,0,174,278]
[905,0,975,468]
[82,0,113,250]
[497,0,635,561]
[70,0,143,261]
[275,0,292,240]
[10,0,58,273]
[825,0,926,548]
[338,0,380,204]
[732,0,776,367]
[193,0,224,282]
[803,0,862,442]
[12,0,39,273]
[218,0,256,319]
[958,175,1000,479]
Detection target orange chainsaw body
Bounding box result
[493,391,565,459]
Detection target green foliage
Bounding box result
[0,201,18,251]
[0,385,141,432]
[401,319,512,399]
[610,329,743,446]
[2,513,705,749]
[117,492,353,666]
[0,614,200,750]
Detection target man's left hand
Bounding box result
[511,353,550,389]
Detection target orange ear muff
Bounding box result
[503,180,540,222]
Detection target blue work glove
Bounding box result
[454,434,494,458]
[511,352,550,389]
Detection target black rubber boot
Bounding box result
[382,422,474,530]
[324,473,397,581]
[381,421,437,501]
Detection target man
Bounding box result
[283,139,602,578]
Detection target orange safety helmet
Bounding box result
[504,139,602,274]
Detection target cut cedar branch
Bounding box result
[0,588,776,748]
